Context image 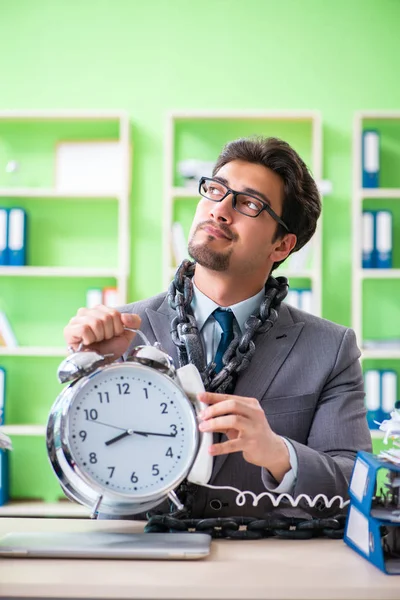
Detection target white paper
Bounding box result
[349,457,369,502]
[346,506,370,556]
[56,141,124,194]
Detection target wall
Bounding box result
[1,0,399,325]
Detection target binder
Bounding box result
[362,210,375,269]
[0,367,5,425]
[8,207,27,266]
[380,370,397,419]
[375,210,392,268]
[0,368,8,506]
[86,288,103,309]
[364,370,380,429]
[0,449,9,506]
[0,312,18,347]
[0,208,8,266]
[299,289,313,314]
[171,222,188,266]
[285,289,300,309]
[102,287,119,308]
[362,130,379,188]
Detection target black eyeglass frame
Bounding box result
[198,176,290,232]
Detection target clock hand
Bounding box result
[85,419,127,432]
[132,430,177,438]
[105,429,148,446]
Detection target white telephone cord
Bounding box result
[198,482,349,509]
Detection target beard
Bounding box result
[188,237,232,271]
[188,223,234,272]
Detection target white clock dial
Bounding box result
[66,363,198,499]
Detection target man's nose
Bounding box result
[209,194,234,222]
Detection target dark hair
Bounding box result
[213,136,321,270]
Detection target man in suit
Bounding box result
[64,136,372,519]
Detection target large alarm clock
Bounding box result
[46,342,213,517]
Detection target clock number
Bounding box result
[152,464,160,476]
[170,424,177,436]
[160,402,168,414]
[130,472,139,484]
[143,388,148,399]
[107,466,115,479]
[97,392,110,404]
[166,447,173,458]
[89,452,97,464]
[117,383,130,395]
[84,409,98,421]
[79,430,87,441]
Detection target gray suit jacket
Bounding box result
[116,292,372,519]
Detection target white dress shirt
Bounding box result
[191,282,298,494]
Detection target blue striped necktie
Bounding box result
[213,308,235,373]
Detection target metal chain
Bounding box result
[168,259,289,393]
[145,513,346,540]
[162,260,346,540]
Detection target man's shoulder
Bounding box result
[117,292,168,318]
[283,303,350,338]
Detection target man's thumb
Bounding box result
[121,313,142,339]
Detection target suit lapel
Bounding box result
[145,297,179,366]
[211,304,305,482]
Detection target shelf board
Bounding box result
[0,424,46,436]
[0,110,127,121]
[0,500,90,518]
[275,270,315,281]
[357,111,400,120]
[360,269,400,279]
[0,346,66,357]
[360,188,400,199]
[370,430,384,439]
[171,186,197,198]
[0,266,120,277]
[0,188,121,199]
[361,348,400,359]
[169,109,320,121]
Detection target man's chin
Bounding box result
[188,243,230,272]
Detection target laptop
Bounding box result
[0,531,211,560]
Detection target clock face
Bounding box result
[65,363,198,499]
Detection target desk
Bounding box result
[0,517,398,599]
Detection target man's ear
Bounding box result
[269,233,297,263]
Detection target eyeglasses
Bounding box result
[198,177,290,231]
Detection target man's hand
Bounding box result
[197,392,291,483]
[64,305,141,360]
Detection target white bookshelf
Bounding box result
[163,110,324,316]
[1,424,45,436]
[0,111,132,507]
[352,111,400,357]
[0,347,66,357]
[0,500,90,517]
[0,266,121,277]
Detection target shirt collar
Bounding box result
[191,282,265,333]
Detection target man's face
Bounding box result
[188,160,293,277]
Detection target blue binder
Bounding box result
[375,210,392,269]
[362,210,375,269]
[0,208,8,266]
[380,370,397,421]
[364,369,381,429]
[8,207,27,266]
[362,130,380,188]
[344,451,400,574]
[0,367,8,506]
